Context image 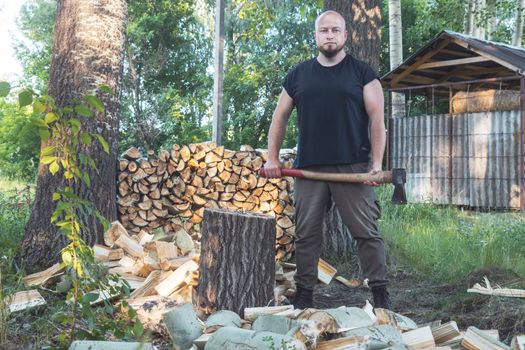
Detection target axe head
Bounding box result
[391,168,407,205]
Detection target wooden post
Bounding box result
[212,0,225,145]
[196,209,276,317]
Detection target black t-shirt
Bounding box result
[283,54,378,168]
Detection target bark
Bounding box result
[486,0,497,40]
[196,209,276,317]
[388,0,405,118]
[321,203,356,260]
[465,0,476,35]
[20,0,127,269]
[474,0,486,39]
[324,0,382,72]
[513,0,525,47]
[320,0,381,259]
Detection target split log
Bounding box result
[196,209,276,317]
[69,341,157,350]
[318,258,337,284]
[243,305,294,322]
[401,326,436,350]
[461,326,510,350]
[23,263,64,287]
[163,303,202,350]
[512,335,525,350]
[432,321,461,344]
[9,290,46,312]
[316,335,370,350]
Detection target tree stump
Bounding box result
[196,208,276,317]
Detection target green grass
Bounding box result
[0,178,33,262]
[377,186,525,282]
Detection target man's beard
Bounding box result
[318,43,344,58]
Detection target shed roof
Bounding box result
[381,30,525,91]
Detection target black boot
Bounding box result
[292,286,313,309]
[372,286,392,310]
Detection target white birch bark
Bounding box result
[389,0,405,117]
[513,0,525,47]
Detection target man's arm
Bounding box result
[264,88,294,178]
[363,79,386,185]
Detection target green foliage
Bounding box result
[119,0,213,152]
[14,0,56,93]
[376,186,525,281]
[2,84,145,348]
[0,188,32,262]
[222,0,318,150]
[0,100,40,181]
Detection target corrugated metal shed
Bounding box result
[382,31,525,210]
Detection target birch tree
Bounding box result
[513,0,525,46]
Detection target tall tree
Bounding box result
[513,0,525,46]
[466,0,476,35]
[321,0,382,258]
[324,0,382,72]
[21,0,127,268]
[388,0,405,117]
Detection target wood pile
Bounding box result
[20,223,525,349]
[117,142,297,261]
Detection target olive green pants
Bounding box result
[293,163,388,289]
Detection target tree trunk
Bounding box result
[320,0,381,259]
[486,0,497,40]
[473,0,486,39]
[323,0,382,72]
[196,209,276,317]
[20,0,127,269]
[388,0,405,118]
[513,0,525,47]
[465,0,476,35]
[321,203,355,260]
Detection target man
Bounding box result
[263,10,391,310]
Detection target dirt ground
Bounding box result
[314,255,525,344]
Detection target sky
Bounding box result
[0,0,25,81]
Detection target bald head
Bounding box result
[314,10,347,59]
[315,10,346,31]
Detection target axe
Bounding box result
[259,168,407,204]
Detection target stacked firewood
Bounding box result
[117,142,297,260]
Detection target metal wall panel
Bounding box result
[390,110,521,209]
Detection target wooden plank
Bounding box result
[390,38,452,86]
[9,290,46,312]
[418,56,490,70]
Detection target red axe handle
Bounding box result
[259,168,393,184]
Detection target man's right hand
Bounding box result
[263,158,282,178]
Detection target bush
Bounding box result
[0,100,39,181]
